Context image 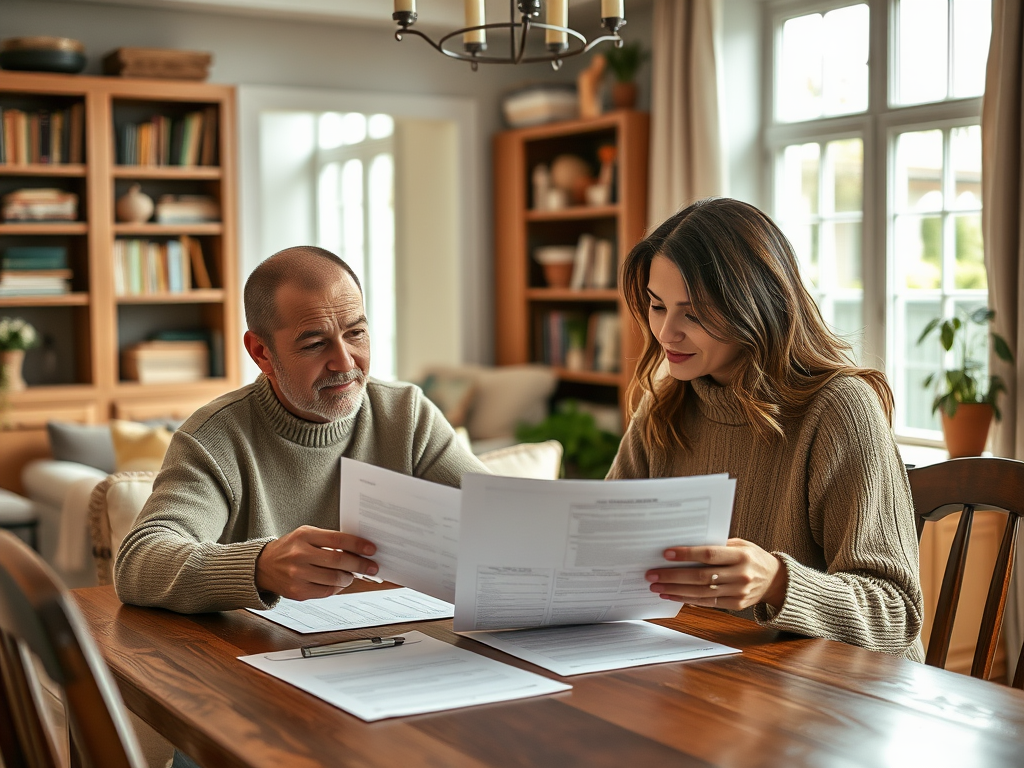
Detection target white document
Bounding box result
[340,459,460,602]
[238,631,571,722]
[464,620,740,676]
[454,473,735,632]
[246,588,454,634]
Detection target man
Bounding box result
[114,246,486,613]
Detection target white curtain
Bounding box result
[981,0,1024,680]
[647,0,726,226]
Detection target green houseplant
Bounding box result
[603,42,649,110]
[917,307,1014,457]
[515,400,621,479]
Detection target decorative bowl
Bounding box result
[533,245,577,265]
[0,37,86,74]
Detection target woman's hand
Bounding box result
[646,538,788,611]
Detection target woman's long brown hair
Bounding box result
[622,198,894,454]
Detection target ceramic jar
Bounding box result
[116,184,154,223]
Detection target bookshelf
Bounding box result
[0,71,239,493]
[493,111,649,428]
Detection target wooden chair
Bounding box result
[0,529,146,768]
[908,456,1024,687]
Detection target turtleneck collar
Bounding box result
[688,376,748,426]
[253,373,362,447]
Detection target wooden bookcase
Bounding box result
[0,72,240,493]
[493,111,649,425]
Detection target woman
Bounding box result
[608,198,924,660]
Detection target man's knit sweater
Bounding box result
[607,374,925,661]
[114,374,486,614]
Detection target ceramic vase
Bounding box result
[116,183,154,223]
[941,403,993,458]
[1,349,27,392]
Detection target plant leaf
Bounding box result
[940,321,955,350]
[993,333,1015,363]
[971,307,995,324]
[917,318,941,345]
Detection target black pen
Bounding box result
[300,636,405,658]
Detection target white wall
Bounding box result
[395,120,462,380]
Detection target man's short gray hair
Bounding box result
[243,246,362,345]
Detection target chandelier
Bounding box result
[392,1,626,71]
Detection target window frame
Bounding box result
[762,0,986,444]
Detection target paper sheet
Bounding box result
[454,473,735,632]
[238,630,571,722]
[340,459,460,602]
[463,620,740,676]
[247,588,454,634]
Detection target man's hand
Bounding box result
[255,526,378,601]
[645,538,788,611]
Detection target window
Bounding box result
[316,112,397,381]
[764,0,990,441]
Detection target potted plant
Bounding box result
[603,41,649,110]
[917,307,1014,457]
[0,316,39,393]
[515,400,621,479]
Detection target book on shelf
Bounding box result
[1,188,78,221]
[116,107,217,166]
[567,234,615,290]
[2,246,68,271]
[122,339,210,383]
[0,268,72,296]
[0,104,84,165]
[114,237,196,296]
[180,234,212,288]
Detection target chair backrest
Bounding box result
[0,530,146,767]
[88,472,158,586]
[907,456,1024,687]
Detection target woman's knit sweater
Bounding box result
[607,374,925,661]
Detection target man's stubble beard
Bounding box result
[271,358,366,422]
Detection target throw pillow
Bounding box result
[419,373,476,428]
[466,365,557,440]
[110,420,174,472]
[47,421,117,474]
[477,440,563,480]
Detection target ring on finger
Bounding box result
[709,572,719,590]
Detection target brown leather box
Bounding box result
[102,47,211,80]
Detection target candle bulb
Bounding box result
[395,0,416,11]
[464,0,487,52]
[601,0,624,18]
[546,0,568,52]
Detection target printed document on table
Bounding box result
[340,459,460,602]
[247,588,454,634]
[464,620,740,676]
[454,473,735,632]
[238,630,570,722]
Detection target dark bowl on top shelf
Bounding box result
[0,37,86,74]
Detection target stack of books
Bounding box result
[121,339,210,383]
[116,106,218,166]
[0,246,71,296]
[1,188,78,221]
[155,194,219,223]
[113,235,211,296]
[0,104,85,165]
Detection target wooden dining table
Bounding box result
[74,583,1024,768]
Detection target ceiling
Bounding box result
[70,0,609,29]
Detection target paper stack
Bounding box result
[121,340,209,383]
